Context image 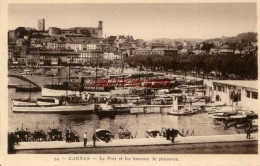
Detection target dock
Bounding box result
[15,134,257,151]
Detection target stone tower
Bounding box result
[98,21,103,38]
[38,19,45,31]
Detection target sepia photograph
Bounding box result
[2,1,259,160]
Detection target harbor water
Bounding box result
[8,69,238,141]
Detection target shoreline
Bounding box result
[14,134,258,154]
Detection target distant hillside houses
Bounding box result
[8,19,258,66]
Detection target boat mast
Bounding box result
[29,75,32,100]
[121,50,124,90]
[66,72,68,97]
[69,64,71,83]
[95,55,99,91]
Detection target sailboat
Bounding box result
[12,73,95,113]
[42,65,114,97]
[167,95,196,116]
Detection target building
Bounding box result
[103,52,122,60]
[211,80,258,112]
[83,43,97,50]
[219,45,234,55]
[49,21,103,38]
[39,50,79,65]
[49,27,60,36]
[65,42,83,52]
[46,42,66,50]
[38,19,45,31]
[134,48,178,56]
[209,48,220,55]
[76,50,104,64]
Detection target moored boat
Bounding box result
[94,129,114,143]
[12,96,95,113]
[96,103,115,117]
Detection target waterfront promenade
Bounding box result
[15,134,257,154]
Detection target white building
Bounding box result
[84,43,97,50]
[46,42,66,50]
[103,52,122,60]
[65,42,83,52]
[74,50,104,64]
[211,80,258,112]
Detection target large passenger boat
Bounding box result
[12,95,95,113]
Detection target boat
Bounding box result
[8,84,19,89]
[118,126,134,139]
[16,85,41,92]
[12,96,95,113]
[19,69,33,76]
[12,97,60,106]
[145,129,162,138]
[167,108,196,116]
[42,85,112,97]
[96,103,116,117]
[167,95,196,116]
[12,103,95,113]
[113,104,132,114]
[94,129,114,143]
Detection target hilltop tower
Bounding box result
[38,18,45,31]
[98,21,103,38]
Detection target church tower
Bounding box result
[98,21,103,38]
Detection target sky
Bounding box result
[8,3,257,40]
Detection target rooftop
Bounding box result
[213,80,258,90]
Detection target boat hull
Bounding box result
[167,112,196,116]
[42,87,110,97]
[12,104,95,113]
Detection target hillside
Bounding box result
[148,32,257,45]
[147,38,204,44]
[205,32,257,44]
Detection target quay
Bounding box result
[15,134,257,154]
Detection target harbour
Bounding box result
[8,66,258,154]
[6,4,258,158]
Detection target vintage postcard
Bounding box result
[0,0,259,166]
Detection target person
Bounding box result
[166,128,171,140]
[83,132,87,146]
[15,133,20,145]
[246,126,251,139]
[92,133,96,147]
[65,130,69,143]
[170,128,183,143]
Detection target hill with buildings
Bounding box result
[148,38,204,44]
[204,32,257,45]
[148,32,257,46]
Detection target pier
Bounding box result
[14,134,257,154]
[8,74,41,91]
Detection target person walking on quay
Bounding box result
[170,128,184,143]
[166,128,171,140]
[65,130,69,143]
[246,126,252,139]
[92,133,97,147]
[83,132,88,147]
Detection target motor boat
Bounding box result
[167,107,196,116]
[94,129,114,143]
[96,103,116,117]
[12,96,95,113]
